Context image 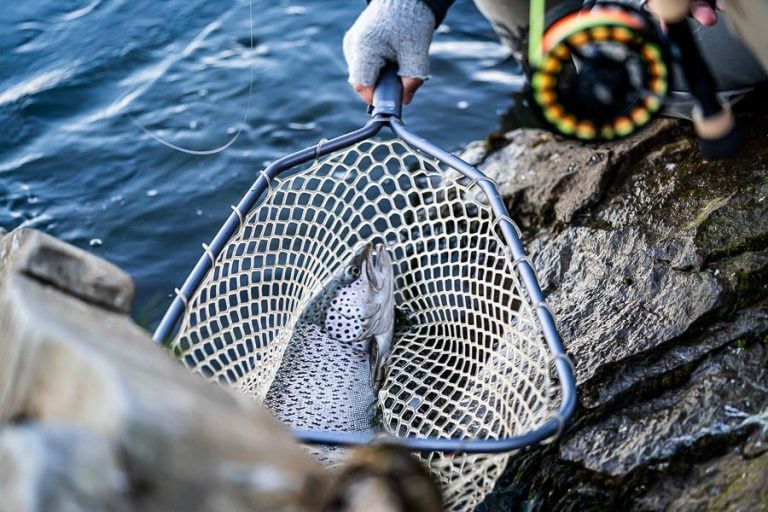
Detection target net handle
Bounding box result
[370,61,402,118]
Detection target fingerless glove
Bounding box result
[343,0,436,86]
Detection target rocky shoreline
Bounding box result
[476,92,768,511]
[0,229,332,512]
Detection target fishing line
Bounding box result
[130,0,254,155]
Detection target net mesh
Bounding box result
[171,139,559,511]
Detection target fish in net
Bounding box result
[263,243,394,463]
[156,66,576,512]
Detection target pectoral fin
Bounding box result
[370,334,394,390]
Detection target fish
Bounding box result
[263,243,396,437]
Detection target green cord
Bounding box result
[528,0,546,68]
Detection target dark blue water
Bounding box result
[1,0,519,325]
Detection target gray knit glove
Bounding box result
[343,0,436,86]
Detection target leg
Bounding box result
[662,13,766,118]
[471,0,599,62]
[683,12,766,92]
[472,0,551,63]
[723,0,768,74]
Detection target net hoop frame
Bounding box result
[153,87,577,455]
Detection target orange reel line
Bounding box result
[527,2,672,142]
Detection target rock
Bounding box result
[457,140,492,167]
[741,427,768,459]
[579,304,768,410]
[0,425,128,512]
[530,226,722,387]
[0,228,330,511]
[635,447,768,512]
[457,121,678,228]
[559,342,768,477]
[474,91,768,511]
[0,228,442,512]
[0,228,133,313]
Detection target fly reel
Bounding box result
[528,1,672,141]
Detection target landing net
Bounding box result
[170,138,561,511]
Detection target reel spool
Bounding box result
[528,2,672,141]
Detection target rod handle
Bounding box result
[648,0,743,157]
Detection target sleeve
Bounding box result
[420,0,457,26]
[365,0,457,27]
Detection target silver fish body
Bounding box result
[364,247,396,389]
[264,323,376,431]
[264,243,395,437]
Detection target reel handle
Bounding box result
[370,61,403,119]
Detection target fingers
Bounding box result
[343,26,387,89]
[401,76,424,105]
[351,76,424,105]
[342,3,389,95]
[648,0,721,30]
[394,10,433,104]
[352,84,374,105]
[691,0,718,26]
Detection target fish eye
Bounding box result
[349,265,361,277]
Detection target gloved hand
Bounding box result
[343,0,436,105]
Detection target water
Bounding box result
[0,0,520,327]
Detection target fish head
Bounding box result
[323,243,395,349]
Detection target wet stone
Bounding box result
[529,225,722,386]
[579,304,768,410]
[741,427,768,459]
[0,424,128,512]
[558,342,768,477]
[634,448,768,512]
[459,121,677,229]
[0,228,330,512]
[0,228,134,313]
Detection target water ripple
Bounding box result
[60,0,103,21]
[0,69,73,105]
[73,16,226,127]
[472,69,526,87]
[430,40,510,59]
[0,153,45,174]
[0,0,516,323]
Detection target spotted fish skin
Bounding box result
[264,243,395,437]
[264,324,376,431]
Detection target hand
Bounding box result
[690,0,722,26]
[351,77,426,105]
[648,0,723,28]
[343,0,436,105]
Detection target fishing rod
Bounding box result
[526,0,742,157]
